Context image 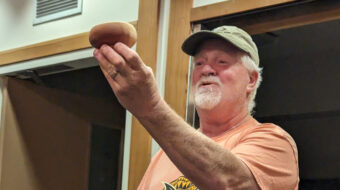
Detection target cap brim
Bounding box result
[182,31,231,56]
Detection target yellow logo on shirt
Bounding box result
[162,176,198,190]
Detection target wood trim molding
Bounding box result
[0,32,90,66]
[190,0,296,22]
[0,21,137,66]
[128,0,160,189]
[229,0,340,35]
[0,78,8,182]
[164,0,193,118]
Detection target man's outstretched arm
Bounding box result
[93,43,259,190]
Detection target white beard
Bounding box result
[194,77,222,110]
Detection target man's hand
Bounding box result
[93,43,260,190]
[93,43,162,119]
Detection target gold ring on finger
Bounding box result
[107,65,118,79]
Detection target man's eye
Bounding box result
[195,62,203,66]
[218,60,228,64]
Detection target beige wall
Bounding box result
[0,0,139,51]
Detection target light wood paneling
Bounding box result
[128,0,160,189]
[0,21,137,66]
[164,0,193,118]
[191,0,296,22]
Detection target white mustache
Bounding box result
[196,76,222,89]
[194,76,222,110]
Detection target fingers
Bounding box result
[98,44,133,76]
[98,63,120,89]
[94,49,117,76]
[113,42,143,70]
[94,48,130,91]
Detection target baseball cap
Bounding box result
[181,25,259,66]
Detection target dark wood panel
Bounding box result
[191,0,296,22]
[0,78,91,190]
[199,0,340,35]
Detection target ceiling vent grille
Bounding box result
[34,0,83,25]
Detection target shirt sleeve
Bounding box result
[231,124,299,190]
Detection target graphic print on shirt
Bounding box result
[162,176,198,190]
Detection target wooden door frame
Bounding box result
[161,0,340,188]
[127,0,160,189]
[2,0,340,189]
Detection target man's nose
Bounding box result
[201,64,216,76]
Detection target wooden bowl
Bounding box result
[89,22,137,49]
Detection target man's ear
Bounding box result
[246,70,258,95]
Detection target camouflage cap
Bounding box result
[182,25,259,66]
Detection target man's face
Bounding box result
[192,39,252,113]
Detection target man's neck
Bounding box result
[198,109,251,138]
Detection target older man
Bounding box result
[93,26,299,190]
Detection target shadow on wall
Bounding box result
[5,0,32,18]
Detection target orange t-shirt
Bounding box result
[138,117,299,190]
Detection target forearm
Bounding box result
[93,43,258,189]
[138,100,257,190]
